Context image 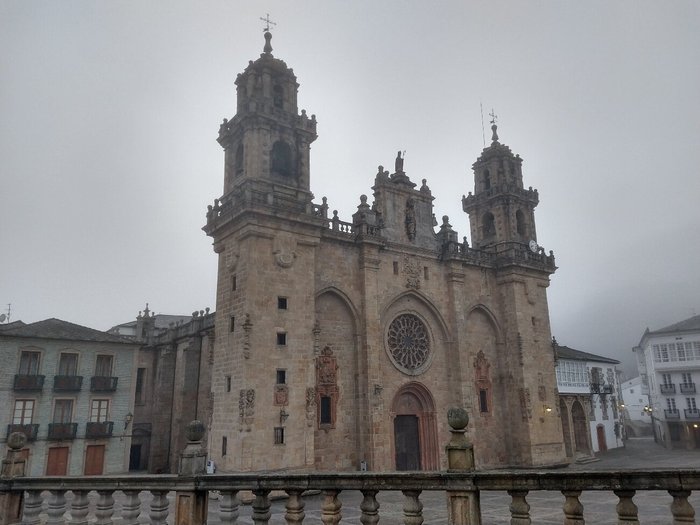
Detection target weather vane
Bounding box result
[260,13,276,32]
[489,109,498,126]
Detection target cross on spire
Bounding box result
[260,13,276,32]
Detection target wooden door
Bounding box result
[596,425,608,452]
[46,447,69,475]
[129,444,141,471]
[394,415,421,470]
[84,444,105,475]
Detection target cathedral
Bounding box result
[203,30,566,472]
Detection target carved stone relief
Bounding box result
[239,389,255,430]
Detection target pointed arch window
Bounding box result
[271,141,293,178]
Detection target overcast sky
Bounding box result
[2,1,699,376]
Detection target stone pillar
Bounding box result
[175,421,208,525]
[0,432,27,525]
[444,408,481,525]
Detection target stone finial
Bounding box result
[185,420,206,443]
[447,407,469,431]
[491,123,499,143]
[263,31,273,54]
[445,407,473,472]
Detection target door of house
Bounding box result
[84,444,105,475]
[394,415,421,470]
[129,444,142,471]
[596,425,608,452]
[46,447,69,475]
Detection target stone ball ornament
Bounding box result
[7,431,27,451]
[185,420,206,442]
[447,407,469,431]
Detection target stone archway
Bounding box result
[571,400,590,455]
[391,383,439,470]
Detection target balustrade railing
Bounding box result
[3,470,700,525]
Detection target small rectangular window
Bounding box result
[222,436,227,456]
[19,351,40,375]
[278,297,288,310]
[13,400,35,425]
[230,316,235,332]
[393,261,399,275]
[90,400,109,422]
[58,353,78,376]
[277,332,287,346]
[226,375,231,392]
[479,389,489,413]
[232,275,237,291]
[276,369,286,385]
[424,266,429,280]
[53,399,74,424]
[95,355,113,377]
[320,396,332,424]
[274,427,285,445]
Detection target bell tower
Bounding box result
[462,118,539,250]
[217,29,317,197]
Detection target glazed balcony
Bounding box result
[6,424,38,441]
[12,374,45,391]
[681,382,697,394]
[85,421,114,439]
[47,422,78,441]
[660,383,677,394]
[53,374,83,392]
[90,376,118,392]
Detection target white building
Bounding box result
[634,314,700,449]
[620,376,652,436]
[0,318,139,475]
[555,344,623,460]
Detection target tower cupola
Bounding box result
[216,30,317,195]
[462,121,539,249]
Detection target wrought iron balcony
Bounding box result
[660,383,677,394]
[47,422,78,441]
[6,424,39,441]
[664,408,680,419]
[85,421,114,439]
[53,375,83,392]
[685,409,700,420]
[90,376,118,392]
[590,382,614,395]
[680,382,697,394]
[13,374,45,391]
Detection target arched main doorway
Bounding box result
[391,383,439,470]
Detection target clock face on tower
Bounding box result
[529,239,539,253]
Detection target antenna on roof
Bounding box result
[480,101,485,147]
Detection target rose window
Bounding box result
[387,314,431,373]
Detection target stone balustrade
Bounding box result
[2,470,700,524]
[2,414,700,524]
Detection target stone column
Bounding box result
[175,421,208,525]
[0,432,27,525]
[444,408,481,525]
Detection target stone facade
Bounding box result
[203,31,566,471]
[109,307,215,473]
[0,319,138,476]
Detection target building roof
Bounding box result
[652,314,700,335]
[556,345,620,365]
[0,320,26,332]
[0,318,136,344]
